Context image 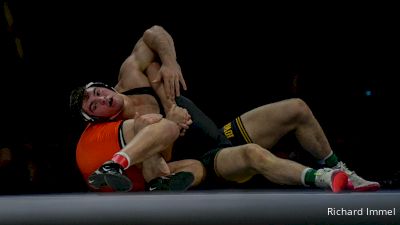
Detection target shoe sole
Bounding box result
[331,171,348,193]
[350,183,380,192]
[104,174,133,192]
[88,173,107,190]
[169,172,195,191]
[147,172,195,191]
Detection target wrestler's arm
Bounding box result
[116,25,186,98]
[142,25,177,70]
[145,62,192,134]
[143,25,187,98]
[115,37,156,91]
[146,62,175,110]
[120,117,180,165]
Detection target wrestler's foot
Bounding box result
[146,171,194,192]
[88,161,132,192]
[315,168,348,193]
[333,162,380,192]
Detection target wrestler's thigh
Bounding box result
[168,159,204,174]
[240,99,300,149]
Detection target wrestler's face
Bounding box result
[82,87,124,119]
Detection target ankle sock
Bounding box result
[302,168,317,186]
[318,152,339,168]
[112,152,131,169]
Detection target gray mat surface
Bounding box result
[0,190,399,225]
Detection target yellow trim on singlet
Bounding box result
[223,122,234,138]
[235,117,252,143]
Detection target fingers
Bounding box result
[179,74,187,91]
[165,74,184,99]
[179,124,188,137]
[157,64,187,99]
[164,79,175,100]
[178,123,189,130]
[163,80,171,100]
[177,116,192,133]
[179,129,186,136]
[175,76,180,97]
[169,79,175,99]
[173,73,187,97]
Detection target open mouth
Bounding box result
[109,97,113,107]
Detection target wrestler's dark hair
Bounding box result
[69,85,87,121]
[69,82,115,122]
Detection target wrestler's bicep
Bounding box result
[117,56,151,90]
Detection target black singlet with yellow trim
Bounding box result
[220,116,253,146]
[120,88,231,160]
[121,89,233,182]
[172,96,232,161]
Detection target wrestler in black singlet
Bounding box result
[121,87,232,184]
[121,87,166,116]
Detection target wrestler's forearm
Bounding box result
[122,119,179,165]
[155,85,175,113]
[143,25,177,66]
[145,62,175,111]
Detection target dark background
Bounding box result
[0,1,398,194]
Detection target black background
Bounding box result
[1,1,398,193]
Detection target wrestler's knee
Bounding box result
[180,160,205,186]
[185,159,204,172]
[287,98,312,120]
[159,118,181,140]
[239,143,273,167]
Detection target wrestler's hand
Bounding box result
[166,104,192,136]
[133,113,163,133]
[151,62,187,99]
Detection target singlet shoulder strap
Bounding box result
[121,86,156,96]
[121,87,165,116]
